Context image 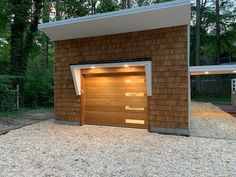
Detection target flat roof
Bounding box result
[39,0,191,41]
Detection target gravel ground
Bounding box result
[0,120,235,177]
[191,101,236,140]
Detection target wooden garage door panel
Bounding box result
[87,81,146,90]
[85,92,147,99]
[85,111,148,128]
[85,111,147,120]
[84,73,148,128]
[85,98,147,105]
[85,105,147,112]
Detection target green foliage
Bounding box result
[136,0,173,6]
[61,0,89,18]
[0,36,10,74]
[0,0,10,75]
[24,59,54,107]
[191,94,231,104]
[97,0,119,13]
[9,0,43,76]
[0,75,16,112]
[191,0,236,63]
[0,107,28,118]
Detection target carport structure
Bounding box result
[189,64,236,139]
[190,64,236,110]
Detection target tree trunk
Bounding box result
[40,0,50,69]
[10,0,30,77]
[10,0,43,89]
[216,0,221,64]
[127,0,132,8]
[121,0,126,9]
[23,0,43,62]
[56,0,61,20]
[89,0,96,14]
[216,0,221,96]
[195,0,201,95]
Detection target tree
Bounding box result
[97,0,119,13]
[215,0,220,64]
[56,0,61,20]
[215,0,221,95]
[61,0,88,18]
[195,0,201,95]
[127,0,132,8]
[10,0,43,78]
[90,0,97,14]
[40,0,50,69]
[0,0,10,74]
[121,0,126,9]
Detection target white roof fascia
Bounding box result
[190,65,236,75]
[39,0,190,29]
[39,0,191,41]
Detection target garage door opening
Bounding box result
[81,66,148,129]
[70,60,152,129]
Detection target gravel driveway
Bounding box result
[191,102,236,140]
[0,120,235,177]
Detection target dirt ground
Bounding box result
[0,109,54,135]
[190,101,236,140]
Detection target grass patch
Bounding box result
[0,107,53,119]
[0,108,31,118]
[192,95,231,104]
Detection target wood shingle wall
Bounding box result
[54,25,189,135]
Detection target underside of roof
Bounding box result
[38,0,191,41]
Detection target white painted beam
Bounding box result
[190,65,236,75]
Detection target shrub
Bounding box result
[24,60,54,107]
[0,75,16,112]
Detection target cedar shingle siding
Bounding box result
[54,25,189,135]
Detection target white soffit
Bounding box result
[70,61,152,96]
[190,65,236,75]
[39,0,191,41]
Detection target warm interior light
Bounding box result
[205,71,209,74]
[124,64,129,67]
[91,66,95,69]
[125,119,145,124]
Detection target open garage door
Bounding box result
[83,72,148,129]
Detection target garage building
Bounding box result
[39,0,191,135]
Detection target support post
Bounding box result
[16,85,19,110]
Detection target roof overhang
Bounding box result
[38,0,191,41]
[190,65,236,75]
